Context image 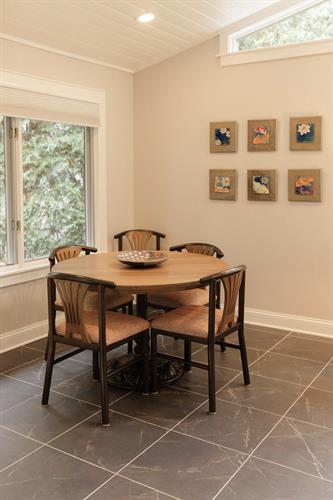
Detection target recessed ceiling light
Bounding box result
[137,12,155,23]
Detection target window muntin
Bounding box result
[0,117,91,268]
[236,0,333,52]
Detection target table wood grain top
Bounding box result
[52,251,229,293]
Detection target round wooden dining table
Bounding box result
[53,250,229,389]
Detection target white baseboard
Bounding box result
[1,308,332,354]
[0,315,64,354]
[245,308,333,339]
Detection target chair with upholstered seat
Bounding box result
[114,229,166,251]
[46,245,134,361]
[150,265,250,414]
[42,273,150,426]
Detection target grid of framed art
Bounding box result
[209,117,322,203]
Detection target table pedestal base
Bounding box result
[107,354,184,391]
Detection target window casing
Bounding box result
[0,115,92,270]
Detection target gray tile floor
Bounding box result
[0,326,333,499]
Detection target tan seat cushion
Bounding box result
[55,289,133,312]
[151,305,226,339]
[148,288,209,308]
[56,311,149,345]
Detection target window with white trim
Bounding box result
[232,0,333,53]
[0,115,92,268]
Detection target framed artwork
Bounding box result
[288,169,321,202]
[248,119,276,152]
[209,169,237,200]
[290,116,322,151]
[210,121,237,153]
[247,170,277,201]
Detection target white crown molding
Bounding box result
[245,308,333,339]
[0,33,134,75]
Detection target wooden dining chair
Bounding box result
[114,229,166,251]
[150,265,250,414]
[42,272,150,426]
[45,245,134,360]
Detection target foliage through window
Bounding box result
[0,116,6,265]
[236,0,333,52]
[0,116,91,268]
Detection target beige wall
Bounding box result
[0,39,134,341]
[134,37,333,324]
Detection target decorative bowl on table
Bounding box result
[117,250,168,268]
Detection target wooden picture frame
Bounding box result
[209,169,237,200]
[288,169,321,202]
[248,119,276,152]
[210,122,237,153]
[247,170,277,201]
[290,116,322,151]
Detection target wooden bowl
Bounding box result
[117,250,168,268]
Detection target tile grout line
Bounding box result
[1,354,44,375]
[116,473,182,500]
[0,393,41,417]
[211,352,333,500]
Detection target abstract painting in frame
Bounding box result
[290,116,322,151]
[210,121,237,153]
[248,119,276,152]
[209,169,237,200]
[288,169,321,202]
[247,170,277,201]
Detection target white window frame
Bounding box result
[219,0,333,67]
[0,71,107,287]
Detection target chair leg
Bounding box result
[142,330,149,395]
[93,351,100,381]
[99,348,110,426]
[128,302,133,315]
[208,341,216,414]
[238,325,250,385]
[184,339,192,372]
[151,332,158,394]
[121,305,126,313]
[44,337,49,361]
[41,340,56,406]
[128,340,133,354]
[220,341,226,352]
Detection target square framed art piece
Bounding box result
[209,169,237,200]
[290,116,322,151]
[248,119,276,152]
[288,169,321,202]
[210,122,237,153]
[247,170,277,201]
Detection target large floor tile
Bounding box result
[0,375,40,414]
[26,337,70,354]
[123,431,247,500]
[157,336,203,356]
[272,336,333,363]
[0,392,98,442]
[217,374,305,414]
[216,457,333,500]
[287,387,333,428]
[0,445,111,500]
[311,363,333,393]
[0,425,41,470]
[53,370,127,406]
[173,365,239,396]
[89,475,173,499]
[51,410,165,473]
[175,399,279,453]
[228,326,288,351]
[250,351,325,386]
[193,345,265,371]
[111,387,205,429]
[291,332,333,344]
[255,417,333,481]
[6,357,90,388]
[0,347,42,373]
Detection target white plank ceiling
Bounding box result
[1,0,280,72]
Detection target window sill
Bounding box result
[219,37,333,67]
[0,260,49,288]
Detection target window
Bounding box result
[0,115,91,269]
[236,0,333,52]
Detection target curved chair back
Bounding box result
[49,245,97,270]
[114,229,166,251]
[170,242,224,259]
[201,265,246,336]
